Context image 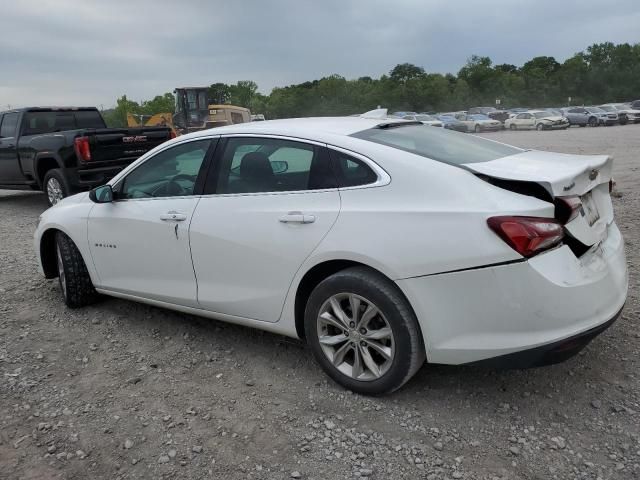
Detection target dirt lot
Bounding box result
[1,125,638,480]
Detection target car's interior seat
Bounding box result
[234,152,276,193]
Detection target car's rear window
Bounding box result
[351,124,522,165]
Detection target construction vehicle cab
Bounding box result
[173,87,251,134]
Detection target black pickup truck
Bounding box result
[0,107,173,205]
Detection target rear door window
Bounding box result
[0,112,19,138]
[213,137,337,194]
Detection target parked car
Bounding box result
[597,105,627,124]
[391,111,418,118]
[435,115,468,132]
[542,108,565,117]
[585,106,618,126]
[561,107,590,127]
[600,103,640,124]
[504,110,569,131]
[468,106,510,123]
[394,113,443,127]
[0,107,173,205]
[455,113,502,132]
[630,100,640,109]
[35,116,627,395]
[507,108,530,115]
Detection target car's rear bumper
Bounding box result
[397,222,628,365]
[467,304,622,368]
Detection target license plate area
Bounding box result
[581,192,600,226]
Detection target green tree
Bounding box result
[208,83,231,104]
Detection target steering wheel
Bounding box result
[150,174,196,197]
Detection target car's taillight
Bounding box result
[487,216,564,258]
[554,196,582,224]
[74,136,91,161]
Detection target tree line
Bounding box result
[103,42,640,126]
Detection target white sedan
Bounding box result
[454,113,502,132]
[505,110,570,130]
[35,115,628,395]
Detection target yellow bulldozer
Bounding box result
[127,87,252,135]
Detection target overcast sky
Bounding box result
[1,0,639,109]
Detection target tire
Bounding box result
[43,169,71,207]
[619,115,628,125]
[474,125,481,133]
[304,267,425,395]
[55,231,99,308]
[536,123,545,131]
[579,123,586,127]
[509,124,517,131]
[588,117,598,127]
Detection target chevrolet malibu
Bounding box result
[34,115,628,395]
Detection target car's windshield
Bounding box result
[599,105,615,112]
[415,114,435,121]
[533,112,549,119]
[469,114,490,120]
[586,107,604,113]
[351,124,521,165]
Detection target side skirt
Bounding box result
[95,288,300,340]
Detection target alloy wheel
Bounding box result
[316,293,395,381]
[47,178,64,205]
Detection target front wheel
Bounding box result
[304,267,425,395]
[43,169,71,207]
[536,123,545,131]
[474,125,481,133]
[55,232,99,308]
[509,124,517,131]
[588,117,598,127]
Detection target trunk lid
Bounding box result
[465,149,614,247]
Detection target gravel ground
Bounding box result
[1,125,638,480]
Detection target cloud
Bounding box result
[0,0,638,108]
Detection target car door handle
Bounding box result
[279,213,316,224]
[160,212,187,221]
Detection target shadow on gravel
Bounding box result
[0,190,46,208]
[91,292,616,404]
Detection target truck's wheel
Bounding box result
[55,231,99,308]
[43,169,70,206]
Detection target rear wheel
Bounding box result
[304,267,425,395]
[43,169,70,206]
[55,232,99,308]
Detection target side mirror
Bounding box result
[271,160,289,174]
[89,184,114,203]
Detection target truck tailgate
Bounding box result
[86,127,172,163]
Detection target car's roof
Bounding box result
[184,116,409,141]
